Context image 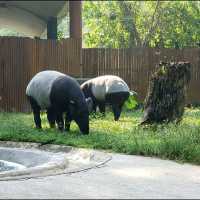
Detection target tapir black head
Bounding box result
[68,99,91,134]
[74,111,89,134]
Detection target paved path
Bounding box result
[0,152,200,199]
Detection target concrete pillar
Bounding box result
[69,1,82,40]
[47,16,57,39]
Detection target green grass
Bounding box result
[0,108,200,165]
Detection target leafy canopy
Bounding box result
[83,1,200,48]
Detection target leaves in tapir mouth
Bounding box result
[124,91,138,110]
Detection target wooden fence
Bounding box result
[82,48,200,104]
[0,37,81,112]
[0,38,199,112]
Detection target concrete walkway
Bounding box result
[0,152,200,199]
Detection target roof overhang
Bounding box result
[0,1,68,37]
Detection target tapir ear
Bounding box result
[69,100,76,116]
[68,101,76,117]
[130,90,137,96]
[86,97,93,113]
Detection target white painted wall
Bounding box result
[0,6,46,37]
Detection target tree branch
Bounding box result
[118,1,142,47]
[142,0,161,47]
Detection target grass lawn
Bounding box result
[0,108,200,165]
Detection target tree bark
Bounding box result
[141,61,191,124]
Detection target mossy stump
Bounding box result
[141,61,191,124]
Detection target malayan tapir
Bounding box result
[80,75,130,121]
[26,70,92,134]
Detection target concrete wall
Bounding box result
[0,7,46,37]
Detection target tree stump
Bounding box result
[141,61,191,124]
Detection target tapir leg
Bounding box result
[33,109,42,128]
[47,107,56,128]
[98,102,106,114]
[27,96,42,129]
[91,97,98,113]
[92,102,97,112]
[55,111,64,131]
[64,113,72,131]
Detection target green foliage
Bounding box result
[83,1,200,48]
[83,1,128,48]
[1,108,200,165]
[57,16,70,39]
[57,31,64,40]
[124,92,138,110]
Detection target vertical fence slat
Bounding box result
[82,47,200,104]
[0,37,199,113]
[0,37,81,112]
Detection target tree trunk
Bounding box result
[118,1,142,47]
[141,61,191,124]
